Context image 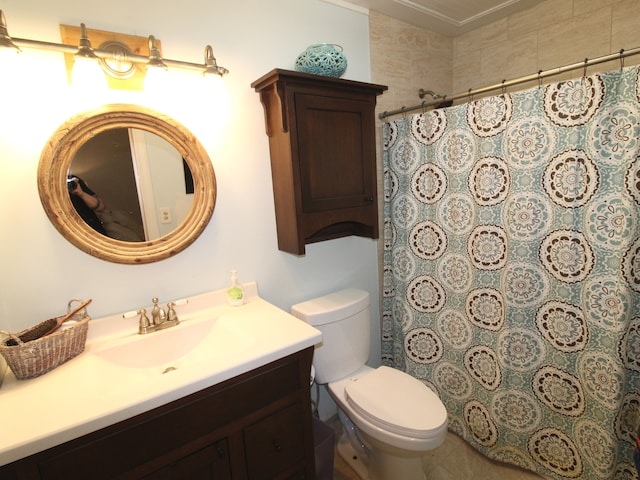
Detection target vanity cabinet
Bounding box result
[252,69,387,255]
[0,348,315,480]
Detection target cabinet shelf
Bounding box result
[252,69,387,255]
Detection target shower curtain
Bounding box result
[382,65,640,480]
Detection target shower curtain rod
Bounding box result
[379,46,640,120]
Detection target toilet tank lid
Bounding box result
[291,288,369,326]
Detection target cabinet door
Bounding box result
[294,93,375,214]
[243,403,309,480]
[140,439,231,480]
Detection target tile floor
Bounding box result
[327,417,545,480]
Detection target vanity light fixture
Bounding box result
[0,10,20,52]
[0,9,229,81]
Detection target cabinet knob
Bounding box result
[274,443,283,452]
[217,446,226,458]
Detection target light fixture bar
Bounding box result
[0,10,228,76]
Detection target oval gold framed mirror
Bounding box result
[38,104,216,264]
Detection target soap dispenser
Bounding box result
[227,269,245,306]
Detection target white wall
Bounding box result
[0,0,382,392]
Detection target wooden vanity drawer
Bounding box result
[141,438,231,480]
[243,403,307,480]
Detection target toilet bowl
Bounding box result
[291,289,448,480]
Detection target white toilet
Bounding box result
[292,288,448,480]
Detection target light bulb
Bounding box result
[143,64,169,94]
[72,56,107,91]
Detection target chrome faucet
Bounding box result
[122,298,187,334]
[151,297,167,328]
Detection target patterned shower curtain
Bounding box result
[382,65,640,480]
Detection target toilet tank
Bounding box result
[291,288,370,384]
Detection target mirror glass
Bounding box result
[69,128,193,242]
[38,104,216,264]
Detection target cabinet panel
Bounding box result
[244,403,306,480]
[296,94,373,213]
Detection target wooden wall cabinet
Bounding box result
[252,69,387,255]
[0,348,315,480]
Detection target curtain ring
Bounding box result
[501,79,506,96]
[468,88,474,102]
[421,100,428,114]
[583,58,588,77]
[537,70,543,89]
[401,106,407,119]
[620,49,625,71]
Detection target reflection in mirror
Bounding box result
[38,104,216,264]
[69,128,194,242]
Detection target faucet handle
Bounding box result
[165,298,189,324]
[122,310,139,319]
[166,302,179,324]
[137,308,153,334]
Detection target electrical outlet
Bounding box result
[159,207,171,224]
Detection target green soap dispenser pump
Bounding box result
[227,269,245,306]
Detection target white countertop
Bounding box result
[0,282,321,466]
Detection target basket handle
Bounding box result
[0,330,24,346]
[67,298,90,319]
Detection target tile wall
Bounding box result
[370,0,640,112]
[454,0,640,95]
[369,10,452,119]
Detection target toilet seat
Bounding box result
[344,366,447,439]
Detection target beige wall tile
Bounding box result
[371,0,640,120]
[480,33,538,87]
[370,10,452,119]
[508,0,573,37]
[538,7,612,69]
[454,19,509,58]
[612,0,640,56]
[412,58,451,97]
[453,51,482,93]
[428,30,456,58]
[573,0,617,16]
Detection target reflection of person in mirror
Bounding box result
[67,175,107,235]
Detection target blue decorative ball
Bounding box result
[295,44,347,78]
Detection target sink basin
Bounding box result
[93,317,217,369]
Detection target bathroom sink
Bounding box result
[93,317,217,369]
[0,282,323,467]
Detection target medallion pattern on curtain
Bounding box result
[382,65,640,480]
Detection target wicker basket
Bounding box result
[0,299,90,380]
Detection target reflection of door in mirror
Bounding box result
[69,128,193,242]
